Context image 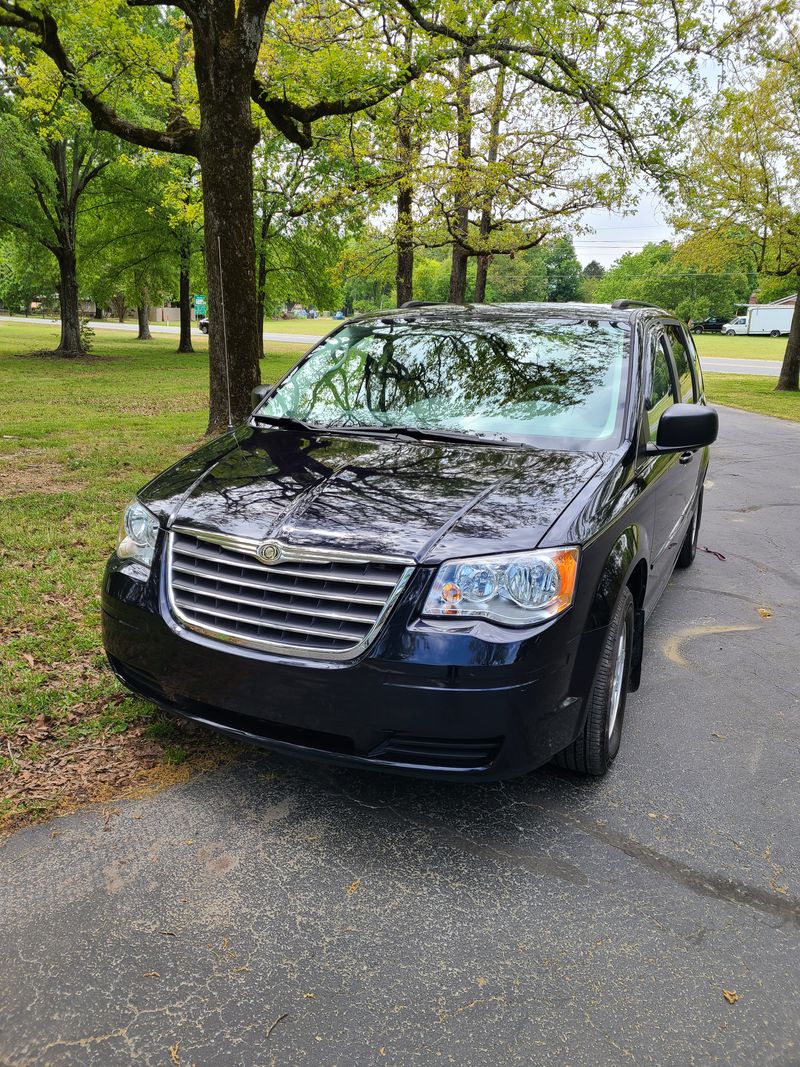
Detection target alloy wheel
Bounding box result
[607,625,627,750]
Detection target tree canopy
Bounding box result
[0,0,798,408]
[593,241,753,321]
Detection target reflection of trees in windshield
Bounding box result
[266,319,625,442]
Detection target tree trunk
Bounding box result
[449,247,469,305]
[395,88,414,306]
[473,70,505,305]
[111,295,126,323]
[55,248,84,356]
[137,295,152,340]
[178,239,194,353]
[396,183,414,306]
[195,37,261,434]
[48,139,85,356]
[449,54,472,305]
[473,256,490,304]
[776,289,800,391]
[256,201,269,358]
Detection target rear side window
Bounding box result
[664,325,696,402]
[648,336,677,441]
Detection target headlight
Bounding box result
[422,547,579,626]
[117,499,159,567]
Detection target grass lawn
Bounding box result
[694,333,786,361]
[704,374,800,422]
[263,317,334,335]
[0,322,299,834]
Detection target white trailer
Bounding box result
[723,304,793,336]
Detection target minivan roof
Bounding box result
[347,301,667,326]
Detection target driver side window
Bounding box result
[648,336,677,441]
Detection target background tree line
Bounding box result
[0,0,799,426]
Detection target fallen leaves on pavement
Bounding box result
[1,713,239,841]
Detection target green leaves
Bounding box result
[675,67,800,282]
[594,240,753,320]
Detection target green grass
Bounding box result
[0,322,297,771]
[263,317,333,335]
[110,315,333,335]
[704,374,800,422]
[694,333,786,361]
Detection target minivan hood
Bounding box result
[140,426,601,563]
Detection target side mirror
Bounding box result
[251,383,271,410]
[649,403,718,454]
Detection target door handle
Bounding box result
[678,451,694,464]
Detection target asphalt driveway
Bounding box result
[2,407,799,1066]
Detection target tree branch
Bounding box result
[252,47,459,141]
[0,212,59,255]
[392,0,479,47]
[127,0,194,14]
[0,2,201,156]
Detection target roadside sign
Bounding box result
[194,294,207,315]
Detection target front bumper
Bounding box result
[101,554,606,781]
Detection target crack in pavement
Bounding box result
[321,776,800,926]
[504,793,800,929]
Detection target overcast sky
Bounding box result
[574,194,673,269]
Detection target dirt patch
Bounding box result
[0,450,84,498]
[0,713,240,842]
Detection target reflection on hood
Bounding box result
[140,426,603,564]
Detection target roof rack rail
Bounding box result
[399,300,443,308]
[610,299,658,310]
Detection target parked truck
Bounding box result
[723,305,794,336]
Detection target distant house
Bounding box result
[747,291,797,307]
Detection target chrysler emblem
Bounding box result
[256,540,282,565]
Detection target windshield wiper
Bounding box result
[353,425,508,446]
[253,414,511,447]
[252,414,318,433]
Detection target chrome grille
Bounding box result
[166,527,413,660]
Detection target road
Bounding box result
[702,356,783,377]
[0,314,321,347]
[2,407,800,1066]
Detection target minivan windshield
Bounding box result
[256,316,629,449]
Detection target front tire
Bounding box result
[555,587,634,777]
[770,329,781,337]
